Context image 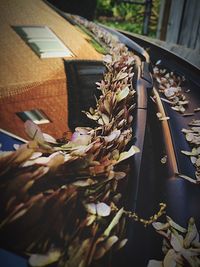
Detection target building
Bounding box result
[0,0,102,140]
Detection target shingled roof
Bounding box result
[0,0,102,139]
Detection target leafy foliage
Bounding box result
[96,0,115,16]
[96,0,160,37]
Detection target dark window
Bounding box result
[16,109,50,124]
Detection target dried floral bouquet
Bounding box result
[0,16,151,267]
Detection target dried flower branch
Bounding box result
[0,15,166,267]
[0,15,139,267]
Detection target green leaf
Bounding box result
[116,87,129,102]
[104,208,124,236]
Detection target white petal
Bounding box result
[29,249,61,267]
[85,203,96,215]
[13,144,20,150]
[152,222,169,231]
[30,152,43,160]
[170,233,183,252]
[43,133,57,144]
[147,260,162,267]
[116,238,128,250]
[166,216,187,233]
[104,235,118,251]
[163,249,176,267]
[116,146,140,164]
[96,202,111,217]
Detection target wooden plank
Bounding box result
[194,22,200,51]
[166,0,185,43]
[178,0,200,49]
[156,0,172,40]
[153,88,178,176]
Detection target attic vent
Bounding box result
[13,26,74,58]
[17,109,50,125]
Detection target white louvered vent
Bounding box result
[13,25,74,58]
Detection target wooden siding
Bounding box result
[178,0,200,49]
[158,0,200,50]
[166,0,185,44]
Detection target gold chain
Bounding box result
[111,202,166,227]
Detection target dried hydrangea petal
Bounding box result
[96,202,111,217]
[147,260,163,267]
[29,249,61,267]
[115,238,128,250]
[116,87,129,102]
[152,222,170,231]
[166,216,187,233]
[163,249,177,267]
[184,217,198,248]
[43,133,57,144]
[116,146,140,164]
[85,203,96,215]
[30,152,43,160]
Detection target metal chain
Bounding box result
[111,202,166,227]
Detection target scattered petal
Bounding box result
[29,249,61,267]
[116,146,140,164]
[147,260,162,267]
[43,133,57,144]
[152,222,170,231]
[115,238,128,250]
[166,216,187,233]
[163,249,176,267]
[184,217,198,248]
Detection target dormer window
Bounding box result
[13,25,74,58]
[16,109,50,124]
